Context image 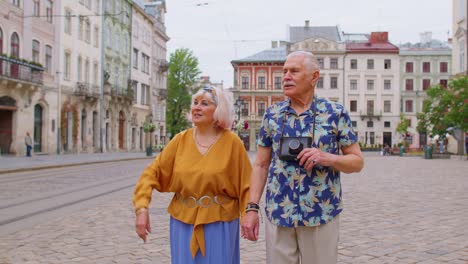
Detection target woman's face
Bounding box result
[191,93,217,126]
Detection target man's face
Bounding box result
[282,55,319,98]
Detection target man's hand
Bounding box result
[241,211,260,241]
[297,147,337,170]
[135,210,151,242]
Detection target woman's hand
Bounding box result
[135,209,151,242]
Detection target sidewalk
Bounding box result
[0,152,156,174]
[0,151,259,174]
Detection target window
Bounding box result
[350,100,357,112]
[45,45,52,73]
[142,53,150,74]
[94,27,99,47]
[367,121,374,128]
[367,59,374,69]
[384,59,391,69]
[350,59,357,69]
[32,40,40,63]
[384,80,391,90]
[46,0,53,23]
[241,103,249,117]
[143,84,150,105]
[422,79,431,90]
[241,76,249,89]
[317,58,324,69]
[65,10,72,34]
[33,0,40,16]
[384,100,391,113]
[439,62,448,73]
[133,22,139,39]
[258,102,266,116]
[369,132,375,145]
[422,62,430,73]
[77,56,82,81]
[367,80,374,90]
[11,33,19,57]
[93,62,98,85]
[405,62,413,73]
[405,100,413,112]
[64,52,71,80]
[330,77,338,89]
[85,59,90,82]
[132,81,138,102]
[133,48,138,69]
[384,121,391,128]
[405,79,414,91]
[408,119,412,127]
[330,58,338,69]
[258,76,265,89]
[350,80,357,90]
[439,79,448,88]
[351,121,357,128]
[78,17,83,40]
[316,77,323,89]
[85,20,91,43]
[367,100,374,115]
[12,0,20,7]
[274,76,281,89]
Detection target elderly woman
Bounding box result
[133,86,252,264]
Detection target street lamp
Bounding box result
[234,98,245,122]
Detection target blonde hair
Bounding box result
[189,86,234,130]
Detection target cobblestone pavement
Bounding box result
[0,153,467,263]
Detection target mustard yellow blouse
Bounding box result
[133,128,252,257]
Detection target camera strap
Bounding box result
[280,96,318,145]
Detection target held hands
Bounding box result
[135,208,151,242]
[297,147,337,170]
[241,211,259,241]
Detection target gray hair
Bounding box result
[286,51,319,72]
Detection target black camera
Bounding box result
[279,137,312,161]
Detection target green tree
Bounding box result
[396,114,411,146]
[166,48,201,138]
[416,76,468,137]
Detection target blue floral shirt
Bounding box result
[257,97,357,227]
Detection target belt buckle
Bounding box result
[214,195,230,205]
[198,196,213,208]
[183,196,198,208]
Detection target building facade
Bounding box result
[0,0,169,156]
[345,32,400,148]
[452,0,467,75]
[0,0,56,155]
[399,34,452,149]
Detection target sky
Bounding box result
[165,0,452,87]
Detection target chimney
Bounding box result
[305,20,310,28]
[369,32,388,44]
[271,41,278,48]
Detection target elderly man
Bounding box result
[241,51,364,264]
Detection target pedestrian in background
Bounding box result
[133,86,252,264]
[241,51,364,264]
[25,132,32,157]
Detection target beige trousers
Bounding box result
[265,215,340,264]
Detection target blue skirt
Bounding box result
[170,217,240,264]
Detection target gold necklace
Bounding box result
[194,127,217,148]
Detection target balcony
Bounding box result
[110,86,134,103]
[156,88,167,100]
[360,110,382,121]
[157,59,169,72]
[0,55,44,85]
[74,82,100,100]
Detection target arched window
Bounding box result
[11,33,20,57]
